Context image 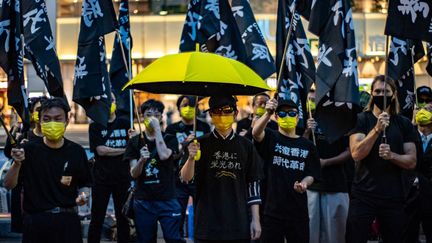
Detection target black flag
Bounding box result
[179,0,220,52]
[427,43,432,76]
[73,0,118,126]
[231,0,275,79]
[109,0,133,119]
[0,0,29,127]
[387,37,424,119]
[21,0,65,99]
[385,0,432,42]
[276,0,315,130]
[308,0,360,143]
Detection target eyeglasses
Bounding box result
[277,110,298,118]
[211,106,235,115]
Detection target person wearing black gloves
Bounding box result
[403,104,432,243]
[236,93,277,139]
[4,98,92,243]
[165,95,210,241]
[252,98,321,243]
[123,99,182,243]
[348,75,417,243]
[181,95,263,243]
[87,93,131,243]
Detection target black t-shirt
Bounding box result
[236,116,278,140]
[165,120,211,187]
[350,112,417,201]
[308,123,349,193]
[20,139,92,213]
[89,118,130,184]
[123,133,178,201]
[165,120,211,146]
[256,129,320,220]
[192,130,263,240]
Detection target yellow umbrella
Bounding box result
[122,51,272,96]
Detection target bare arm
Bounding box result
[4,148,25,190]
[321,148,351,167]
[96,146,126,156]
[252,113,270,143]
[252,99,278,142]
[4,162,21,189]
[350,131,379,162]
[180,142,199,182]
[129,158,146,179]
[151,118,172,161]
[250,204,261,240]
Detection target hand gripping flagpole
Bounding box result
[116,31,144,140]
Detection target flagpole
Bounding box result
[116,31,144,138]
[383,35,390,144]
[411,45,418,109]
[275,0,297,92]
[307,98,316,145]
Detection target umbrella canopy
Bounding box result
[122,52,272,96]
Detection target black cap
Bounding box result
[417,86,432,98]
[208,95,237,111]
[276,99,298,111]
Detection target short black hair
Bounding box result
[252,93,270,106]
[29,96,48,113]
[39,97,70,118]
[176,95,196,111]
[140,99,165,114]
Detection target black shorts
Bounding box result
[22,212,82,243]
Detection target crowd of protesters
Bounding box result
[3,74,432,243]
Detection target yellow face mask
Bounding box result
[416,109,432,126]
[212,115,234,132]
[41,121,65,141]
[255,107,265,117]
[277,116,297,130]
[110,103,116,116]
[143,118,154,133]
[32,111,39,123]
[180,106,195,121]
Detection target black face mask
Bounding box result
[372,95,393,110]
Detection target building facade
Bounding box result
[0,0,430,123]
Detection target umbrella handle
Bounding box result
[193,139,201,161]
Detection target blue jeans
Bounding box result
[134,198,182,243]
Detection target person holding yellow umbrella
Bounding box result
[122,51,272,242]
[181,95,263,243]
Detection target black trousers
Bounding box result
[346,197,407,243]
[176,182,195,240]
[22,212,82,243]
[87,182,130,243]
[403,187,432,243]
[260,215,309,243]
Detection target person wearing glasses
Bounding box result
[236,93,278,140]
[123,99,182,243]
[347,75,417,243]
[252,98,320,243]
[181,95,263,243]
[303,89,351,243]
